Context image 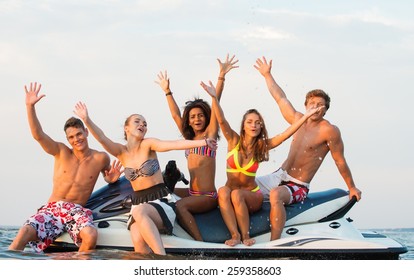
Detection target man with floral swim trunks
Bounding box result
[254,57,362,241]
[8,82,122,253]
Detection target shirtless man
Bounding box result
[254,57,362,240]
[9,82,122,253]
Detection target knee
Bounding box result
[269,188,286,205]
[17,225,37,242]
[132,205,151,221]
[81,226,98,243]
[20,225,36,236]
[175,200,188,216]
[218,187,230,202]
[230,189,243,205]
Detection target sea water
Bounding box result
[0,226,412,260]
[1,226,412,279]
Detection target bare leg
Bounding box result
[131,204,167,255]
[176,196,217,241]
[174,187,189,198]
[8,225,37,251]
[218,187,241,246]
[130,223,152,254]
[231,189,263,246]
[269,187,291,240]
[78,226,97,252]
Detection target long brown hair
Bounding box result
[238,109,269,163]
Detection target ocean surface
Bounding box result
[0,226,412,260]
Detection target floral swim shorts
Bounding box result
[24,201,95,253]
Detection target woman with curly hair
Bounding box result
[155,54,238,241]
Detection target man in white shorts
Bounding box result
[254,57,362,240]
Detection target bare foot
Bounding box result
[242,238,256,246]
[225,238,241,247]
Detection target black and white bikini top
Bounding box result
[124,158,160,181]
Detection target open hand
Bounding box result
[200,80,217,98]
[25,82,45,106]
[254,56,272,77]
[155,70,170,93]
[218,54,239,76]
[205,137,218,151]
[73,102,89,121]
[105,159,124,183]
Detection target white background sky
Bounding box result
[0,0,413,229]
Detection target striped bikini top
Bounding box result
[185,145,216,158]
[226,142,259,177]
[124,158,160,181]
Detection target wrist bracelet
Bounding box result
[165,91,172,96]
[218,77,225,81]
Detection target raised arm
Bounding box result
[267,106,324,149]
[155,71,184,134]
[73,102,124,157]
[25,82,60,155]
[205,54,240,139]
[215,54,239,101]
[200,80,239,147]
[254,57,298,124]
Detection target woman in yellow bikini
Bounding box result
[155,54,238,241]
[201,80,324,247]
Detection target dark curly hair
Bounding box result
[181,98,220,140]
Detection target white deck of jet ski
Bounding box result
[48,177,407,259]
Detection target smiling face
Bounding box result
[124,114,147,140]
[66,126,89,152]
[64,117,89,151]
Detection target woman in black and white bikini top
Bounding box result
[73,103,217,256]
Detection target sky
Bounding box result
[0,0,413,230]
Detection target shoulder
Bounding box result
[319,119,342,141]
[57,142,74,155]
[91,149,111,163]
[140,138,161,149]
[321,119,340,132]
[142,137,158,144]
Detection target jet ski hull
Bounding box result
[46,177,407,259]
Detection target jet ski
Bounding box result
[46,161,408,260]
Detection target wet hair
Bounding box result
[239,109,269,163]
[63,117,85,132]
[304,89,331,111]
[181,98,220,140]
